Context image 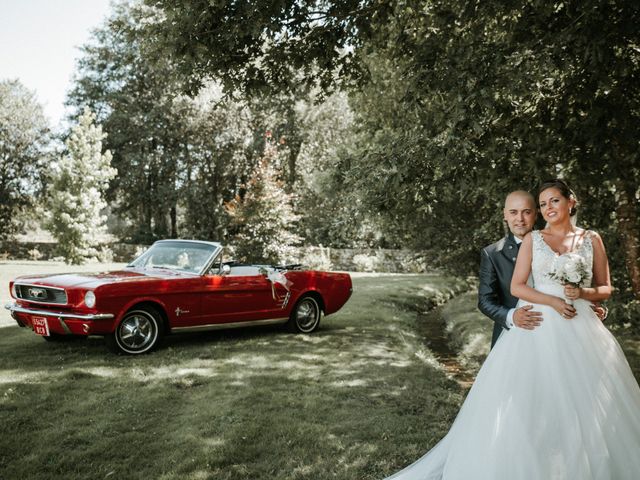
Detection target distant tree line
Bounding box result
[0,80,50,241]
[65,3,361,253]
[0,1,637,318]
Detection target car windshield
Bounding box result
[128,241,219,274]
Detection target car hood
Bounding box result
[13,268,193,290]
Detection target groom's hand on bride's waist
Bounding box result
[591,304,607,322]
[513,305,543,330]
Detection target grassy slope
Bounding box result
[0,274,468,480]
[440,292,492,373]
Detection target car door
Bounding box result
[199,272,282,324]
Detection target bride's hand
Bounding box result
[564,284,581,301]
[553,297,577,319]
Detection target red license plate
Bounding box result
[32,317,50,336]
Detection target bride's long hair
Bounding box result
[538,178,579,227]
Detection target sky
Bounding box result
[0,0,113,126]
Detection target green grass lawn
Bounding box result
[0,273,470,480]
[440,292,492,373]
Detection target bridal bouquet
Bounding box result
[548,253,590,305]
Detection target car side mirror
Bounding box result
[220,264,231,276]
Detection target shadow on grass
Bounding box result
[0,322,353,374]
[0,274,467,480]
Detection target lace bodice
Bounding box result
[531,230,593,289]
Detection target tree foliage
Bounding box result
[68,3,193,242]
[86,1,639,306]
[226,139,301,264]
[291,91,384,247]
[69,3,265,244]
[143,0,391,95]
[69,1,362,248]
[45,108,116,264]
[177,88,257,241]
[360,0,640,298]
[0,79,50,240]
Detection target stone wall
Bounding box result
[0,241,431,273]
[294,246,430,273]
[0,241,58,261]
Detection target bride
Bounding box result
[385,179,640,479]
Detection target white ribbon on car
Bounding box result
[266,270,292,308]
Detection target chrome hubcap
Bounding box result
[296,299,318,331]
[119,314,155,350]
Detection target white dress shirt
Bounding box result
[505,235,523,329]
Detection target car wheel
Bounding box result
[287,295,322,333]
[106,307,163,355]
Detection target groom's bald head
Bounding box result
[504,191,537,239]
[504,191,536,210]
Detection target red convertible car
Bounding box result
[5,240,352,355]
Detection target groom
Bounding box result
[478,191,543,347]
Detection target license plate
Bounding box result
[32,317,50,336]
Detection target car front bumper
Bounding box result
[5,302,115,335]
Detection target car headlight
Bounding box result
[84,291,96,308]
[11,283,16,298]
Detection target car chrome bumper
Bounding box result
[4,302,114,321]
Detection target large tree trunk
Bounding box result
[285,107,300,189]
[170,205,177,238]
[287,142,300,188]
[143,175,153,240]
[615,181,640,299]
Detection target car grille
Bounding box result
[15,284,68,305]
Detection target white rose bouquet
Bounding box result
[548,253,590,305]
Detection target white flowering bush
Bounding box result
[352,253,379,272]
[299,246,333,271]
[45,108,116,264]
[27,248,43,261]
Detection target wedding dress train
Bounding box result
[386,231,640,479]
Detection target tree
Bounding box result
[291,90,383,247]
[146,0,640,304]
[178,85,257,241]
[0,79,50,240]
[68,2,192,242]
[46,108,116,264]
[143,0,389,95]
[364,0,640,298]
[69,3,261,243]
[225,138,301,264]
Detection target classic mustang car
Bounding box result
[5,240,352,354]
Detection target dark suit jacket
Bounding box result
[478,233,520,348]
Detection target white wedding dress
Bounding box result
[387,231,640,479]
